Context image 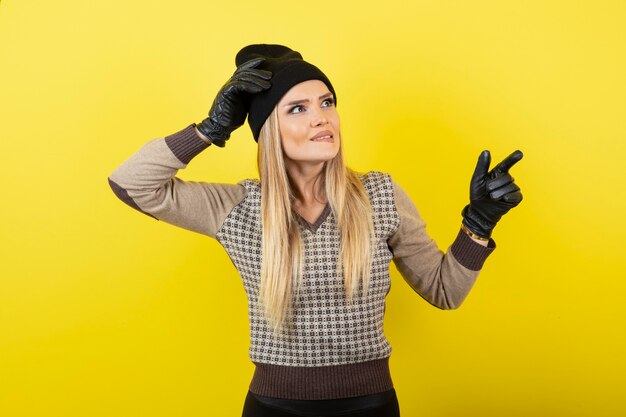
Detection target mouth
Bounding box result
[310,131,334,142]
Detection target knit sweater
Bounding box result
[108,124,496,400]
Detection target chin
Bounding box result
[284,143,340,164]
[315,149,340,162]
[311,143,339,159]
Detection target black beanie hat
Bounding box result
[235,44,337,142]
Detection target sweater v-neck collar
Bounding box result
[294,203,332,234]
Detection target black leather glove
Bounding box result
[461,150,524,239]
[196,57,271,147]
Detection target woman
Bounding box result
[108,44,523,417]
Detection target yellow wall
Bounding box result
[1,0,624,415]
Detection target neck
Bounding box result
[284,160,327,206]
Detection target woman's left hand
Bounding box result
[461,150,524,239]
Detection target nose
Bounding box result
[311,107,329,126]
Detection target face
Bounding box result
[277,80,341,168]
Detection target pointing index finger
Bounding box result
[492,150,523,175]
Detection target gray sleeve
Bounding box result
[387,179,495,309]
[107,124,247,239]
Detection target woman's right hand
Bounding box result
[196,57,272,147]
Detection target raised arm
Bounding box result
[108,57,273,238]
[107,124,247,238]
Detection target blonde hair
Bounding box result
[257,105,374,335]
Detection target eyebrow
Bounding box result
[283,92,334,107]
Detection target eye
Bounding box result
[288,98,335,114]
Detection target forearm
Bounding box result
[392,229,494,309]
[470,237,488,247]
[389,179,495,309]
[109,124,208,194]
[194,126,212,144]
[107,124,245,238]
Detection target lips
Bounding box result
[310,130,334,141]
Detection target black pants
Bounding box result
[241,389,401,417]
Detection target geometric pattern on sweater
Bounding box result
[216,171,400,367]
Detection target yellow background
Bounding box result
[1,0,625,415]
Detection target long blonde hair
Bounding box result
[257,105,374,335]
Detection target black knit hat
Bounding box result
[235,44,337,141]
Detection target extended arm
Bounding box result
[388,180,495,309]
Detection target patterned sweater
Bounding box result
[108,124,496,400]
